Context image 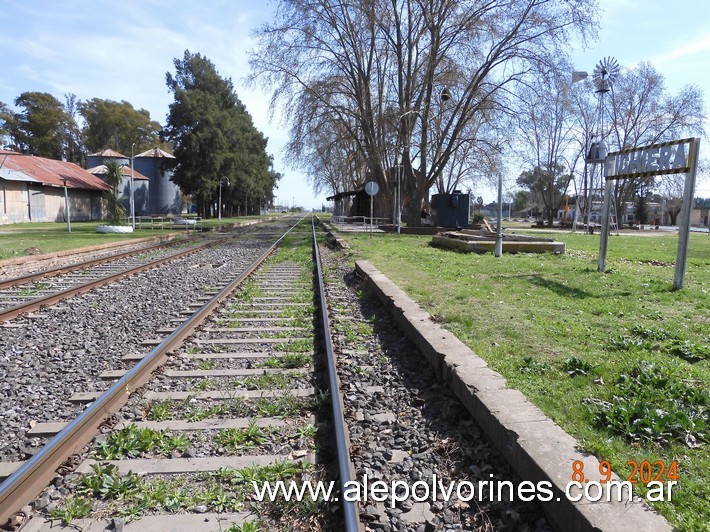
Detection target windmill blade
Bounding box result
[593,56,620,93]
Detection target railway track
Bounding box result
[0,215,609,531]
[0,236,191,291]
[0,220,294,323]
[0,216,360,531]
[0,237,225,322]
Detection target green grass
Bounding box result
[94,424,190,459]
[55,460,314,526]
[0,221,176,260]
[341,229,710,531]
[0,214,283,261]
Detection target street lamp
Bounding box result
[393,152,402,234]
[61,177,71,233]
[130,143,136,229]
[495,171,503,257]
[218,176,230,221]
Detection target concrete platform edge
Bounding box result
[354,259,673,532]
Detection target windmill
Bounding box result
[592,56,620,94]
[574,56,621,231]
[592,57,621,230]
[588,56,620,161]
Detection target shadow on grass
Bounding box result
[526,275,596,299]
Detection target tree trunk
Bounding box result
[403,183,428,227]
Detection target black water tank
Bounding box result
[432,192,470,228]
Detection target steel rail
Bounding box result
[0,237,232,323]
[0,236,194,290]
[312,218,362,532]
[0,219,302,525]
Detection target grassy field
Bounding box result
[339,228,709,531]
[0,216,277,261]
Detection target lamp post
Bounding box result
[495,171,503,257]
[130,143,135,229]
[218,176,230,221]
[395,154,402,235]
[61,177,71,233]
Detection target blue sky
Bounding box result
[1,0,708,207]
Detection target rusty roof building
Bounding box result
[1,151,110,224]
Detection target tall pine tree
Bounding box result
[162,50,275,217]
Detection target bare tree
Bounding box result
[294,117,367,196]
[604,62,706,221]
[515,62,580,224]
[250,0,598,225]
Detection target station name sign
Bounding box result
[605,138,697,180]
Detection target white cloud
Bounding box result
[651,32,710,65]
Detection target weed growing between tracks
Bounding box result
[89,421,319,460]
[47,219,340,530]
[342,229,710,530]
[143,394,324,422]
[50,460,320,527]
[186,372,307,392]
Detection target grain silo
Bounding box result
[133,148,181,214]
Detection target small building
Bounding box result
[692,200,710,227]
[0,150,110,225]
[326,186,390,223]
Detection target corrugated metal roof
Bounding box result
[89,148,128,158]
[135,147,175,159]
[86,164,150,181]
[0,153,110,191]
[0,168,40,183]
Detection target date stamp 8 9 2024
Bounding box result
[568,460,678,502]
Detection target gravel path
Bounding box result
[320,244,551,532]
[0,237,272,462]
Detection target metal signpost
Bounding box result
[61,178,71,233]
[219,176,230,221]
[598,137,700,289]
[364,181,379,236]
[130,143,136,229]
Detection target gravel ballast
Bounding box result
[0,237,272,463]
[320,244,550,532]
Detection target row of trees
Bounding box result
[248,0,598,225]
[0,93,164,163]
[0,53,280,218]
[514,61,705,226]
[248,0,705,226]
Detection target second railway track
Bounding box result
[0,233,237,322]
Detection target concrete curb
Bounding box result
[319,220,350,250]
[354,260,673,532]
